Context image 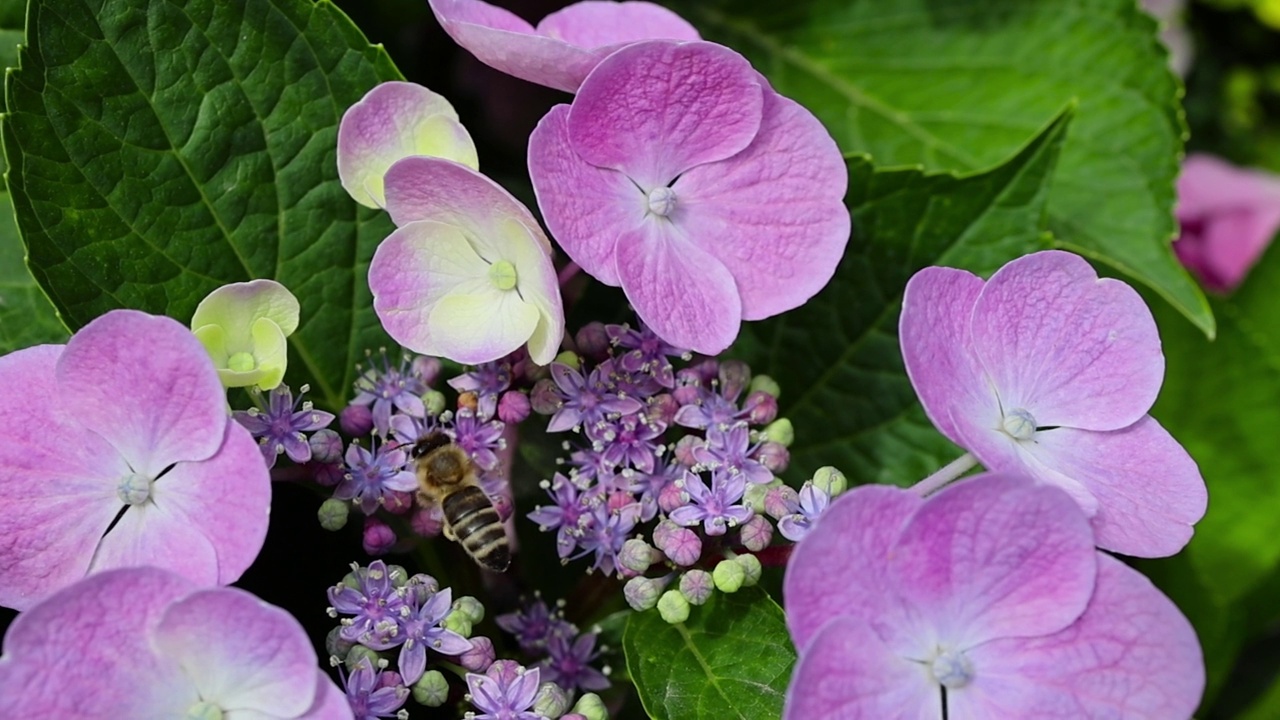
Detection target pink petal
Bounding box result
[384,156,552,256]
[968,251,1163,431]
[784,616,941,720]
[890,473,1096,648]
[0,568,197,718]
[1178,202,1280,293]
[88,496,220,587]
[0,344,129,611]
[55,310,228,475]
[614,221,741,354]
[1176,153,1280,217]
[300,670,355,720]
[151,421,272,584]
[428,0,598,93]
[957,554,1203,719]
[1027,418,1206,558]
[154,587,320,717]
[536,2,698,48]
[337,81,477,209]
[566,40,764,188]
[528,104,639,286]
[783,484,922,649]
[673,89,850,320]
[899,266,997,445]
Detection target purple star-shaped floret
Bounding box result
[693,422,772,485]
[497,598,577,654]
[540,632,610,692]
[328,560,409,649]
[466,660,543,720]
[397,586,473,685]
[528,474,600,560]
[607,321,686,388]
[234,383,336,468]
[343,657,410,720]
[334,441,418,516]
[777,482,831,542]
[352,349,429,435]
[589,412,664,474]
[668,469,752,536]
[452,408,506,472]
[546,359,644,432]
[673,388,746,430]
[577,502,641,575]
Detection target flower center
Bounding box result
[647,186,677,217]
[227,351,256,373]
[928,649,974,689]
[1000,407,1037,441]
[116,472,153,506]
[488,260,518,291]
[186,701,224,720]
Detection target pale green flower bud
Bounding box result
[317,498,348,531]
[713,559,746,593]
[443,609,472,638]
[422,389,447,416]
[735,554,762,587]
[744,477,783,514]
[533,681,572,718]
[679,569,714,606]
[571,692,609,720]
[412,669,450,706]
[554,350,581,370]
[762,418,794,447]
[657,589,691,624]
[624,576,669,611]
[749,374,781,399]
[453,595,485,624]
[812,466,848,497]
[343,644,381,670]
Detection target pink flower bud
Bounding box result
[765,486,800,520]
[658,527,702,567]
[738,514,773,552]
[455,635,495,672]
[412,356,443,386]
[411,504,444,537]
[530,378,562,415]
[718,359,751,400]
[575,322,611,360]
[384,490,414,515]
[497,391,532,424]
[339,404,374,436]
[308,429,344,464]
[755,441,790,473]
[658,482,686,513]
[672,435,702,467]
[308,461,344,487]
[490,492,514,523]
[672,383,702,406]
[742,391,778,425]
[646,393,679,426]
[362,516,396,555]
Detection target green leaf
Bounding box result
[680,0,1212,338]
[624,587,795,720]
[4,0,403,409]
[733,111,1069,486]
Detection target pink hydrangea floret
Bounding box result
[528,40,849,354]
[899,250,1206,557]
[783,473,1204,719]
[0,310,270,610]
[1174,153,1280,292]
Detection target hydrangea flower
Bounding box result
[528,40,849,353]
[191,278,300,390]
[397,586,473,684]
[783,473,1203,719]
[338,81,479,209]
[899,250,1206,557]
[427,0,699,93]
[465,660,542,720]
[669,469,752,536]
[0,567,349,718]
[342,658,409,720]
[1174,153,1280,292]
[328,560,410,649]
[369,156,564,365]
[352,349,430,436]
[0,310,270,610]
[335,440,418,516]
[540,632,610,692]
[234,383,336,468]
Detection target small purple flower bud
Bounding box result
[309,461,344,487]
[657,482,685,514]
[422,389,447,416]
[325,626,354,658]
[411,504,444,537]
[453,596,486,624]
[748,374,781,399]
[620,538,659,574]
[671,383,701,406]
[713,559,746,593]
[755,441,789,474]
[679,569,714,606]
[672,435,701,467]
[413,356,443,386]
[656,590,690,625]
[318,498,349,531]
[533,681,572,718]
[455,635,496,672]
[384,490,414,515]
[690,359,719,384]
[309,428,344,464]
[362,516,396,555]
[762,418,794,447]
[738,514,773,552]
[624,575,670,611]
[812,466,848,496]
[575,321,611,359]
[742,390,778,425]
[736,553,763,587]
[652,520,679,549]
[412,669,450,706]
[531,378,563,415]
[765,486,799,519]
[718,359,751,400]
[340,404,374,437]
[498,390,532,424]
[646,392,679,426]
[657,527,702,567]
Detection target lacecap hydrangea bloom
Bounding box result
[529,40,849,354]
[337,81,479,209]
[899,250,1206,557]
[427,0,699,93]
[0,567,349,719]
[1174,153,1280,292]
[783,473,1203,719]
[0,310,270,610]
[369,156,564,365]
[191,278,299,390]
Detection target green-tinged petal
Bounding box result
[248,316,288,390]
[191,279,301,343]
[192,324,229,367]
[426,288,540,365]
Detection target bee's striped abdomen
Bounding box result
[442,486,510,572]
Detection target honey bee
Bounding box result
[411,431,511,572]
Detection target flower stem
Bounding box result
[557,261,581,287]
[910,453,978,497]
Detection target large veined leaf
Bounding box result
[4,0,402,408]
[679,0,1212,338]
[733,112,1069,487]
[624,587,795,719]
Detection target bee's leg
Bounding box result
[442,521,456,542]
